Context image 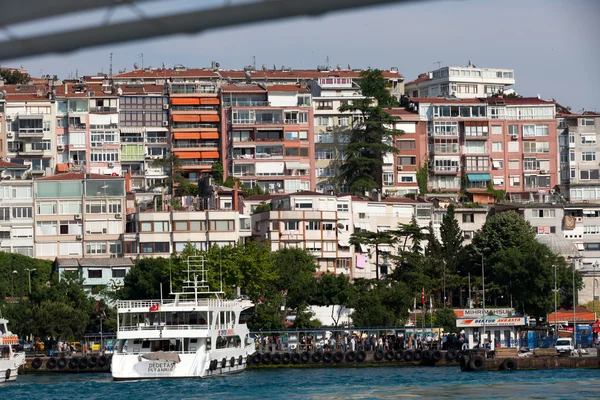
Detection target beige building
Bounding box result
[0,162,34,257]
[33,172,126,259]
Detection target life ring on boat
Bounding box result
[88,356,98,367]
[281,353,291,364]
[356,351,367,362]
[31,358,42,369]
[311,351,323,363]
[79,357,88,369]
[403,350,414,362]
[394,350,404,361]
[384,350,394,361]
[69,357,80,369]
[446,349,458,361]
[300,352,310,363]
[469,355,485,371]
[46,357,57,370]
[271,353,282,365]
[500,358,517,371]
[57,357,67,369]
[230,357,236,367]
[373,350,384,361]
[261,353,271,364]
[413,350,423,361]
[432,350,443,362]
[5,369,11,380]
[345,351,356,362]
[238,355,244,366]
[252,353,262,364]
[221,358,227,368]
[322,351,333,363]
[98,356,108,368]
[423,350,432,360]
[333,352,344,363]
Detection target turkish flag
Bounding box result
[149,303,160,312]
[421,288,425,305]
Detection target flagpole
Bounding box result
[421,288,425,345]
[430,296,433,337]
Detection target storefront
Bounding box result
[456,316,528,349]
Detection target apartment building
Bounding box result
[428,194,489,245]
[33,173,126,260]
[221,84,314,193]
[406,96,557,203]
[0,95,5,159]
[557,113,600,202]
[0,162,34,257]
[405,62,515,99]
[55,257,135,295]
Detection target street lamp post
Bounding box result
[554,264,558,337]
[475,247,488,350]
[442,259,446,307]
[11,270,17,296]
[25,268,36,294]
[573,258,577,349]
[593,262,599,313]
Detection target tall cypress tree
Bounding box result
[338,69,403,194]
[440,204,463,268]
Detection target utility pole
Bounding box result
[554,263,558,337]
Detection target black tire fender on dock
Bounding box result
[403,350,414,362]
[5,369,10,380]
[356,351,367,362]
[57,357,67,369]
[79,357,88,369]
[322,351,333,363]
[432,350,443,362]
[500,358,517,371]
[252,353,262,364]
[31,358,42,369]
[281,353,291,364]
[88,356,98,367]
[271,353,282,365]
[469,355,485,371]
[384,350,394,361]
[261,353,272,364]
[460,355,470,371]
[423,350,432,360]
[345,351,357,362]
[311,351,323,363]
[300,352,310,363]
[98,356,108,368]
[446,349,458,361]
[413,350,423,361]
[291,352,301,364]
[374,349,384,361]
[333,352,344,363]
[69,357,80,370]
[46,357,57,370]
[394,350,404,361]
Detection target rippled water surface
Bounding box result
[2,367,599,399]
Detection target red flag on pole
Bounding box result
[421,288,425,305]
[149,303,160,312]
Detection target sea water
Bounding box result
[2,367,599,399]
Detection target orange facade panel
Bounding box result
[171,98,200,105]
[200,151,220,159]
[200,114,220,122]
[199,98,220,105]
[174,132,201,140]
[199,132,219,140]
[172,114,200,122]
[175,151,201,159]
[56,163,69,172]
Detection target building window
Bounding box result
[306,221,321,230]
[462,214,475,223]
[509,176,520,187]
[37,201,57,215]
[88,269,103,279]
[109,241,122,255]
[531,209,555,218]
[463,231,473,240]
[86,200,106,214]
[491,126,502,135]
[108,200,122,214]
[337,204,349,212]
[60,201,82,215]
[36,221,57,235]
[508,160,520,170]
[398,156,416,166]
[86,242,107,254]
[383,173,394,186]
[582,152,596,162]
[112,269,127,278]
[209,220,234,231]
[492,142,503,152]
[12,207,32,219]
[581,118,595,126]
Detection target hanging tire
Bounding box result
[69,357,80,369]
[333,352,344,363]
[291,352,301,364]
[469,355,485,371]
[312,352,323,363]
[500,358,517,371]
[46,357,57,370]
[404,350,414,362]
[281,353,291,364]
[98,356,108,368]
[221,358,227,368]
[57,357,67,369]
[79,357,89,369]
[31,358,42,369]
[300,352,310,363]
[210,359,217,371]
[374,350,384,361]
[271,353,281,365]
[228,357,235,367]
[261,353,272,364]
[384,351,394,361]
[238,355,244,366]
[394,350,404,361]
[252,353,262,364]
[5,369,11,380]
[423,350,432,360]
[345,351,357,362]
[460,355,470,371]
[323,351,333,363]
[88,356,98,367]
[356,351,367,362]
[432,350,443,362]
[446,349,458,361]
[413,350,423,361]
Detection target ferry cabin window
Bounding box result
[216,336,241,349]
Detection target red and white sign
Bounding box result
[456,317,527,328]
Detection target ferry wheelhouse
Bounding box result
[0,316,26,383]
[111,257,255,380]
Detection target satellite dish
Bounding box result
[337,64,342,70]
[117,87,123,95]
[262,64,267,71]
[134,63,139,69]
[215,62,220,68]
[337,223,345,229]
[244,70,252,79]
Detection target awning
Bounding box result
[467,173,492,182]
[200,131,219,140]
[286,161,302,169]
[199,98,220,105]
[338,240,350,247]
[174,151,201,159]
[120,127,145,134]
[171,98,199,105]
[174,132,201,140]
[172,114,200,122]
[255,162,284,174]
[353,222,371,231]
[200,114,220,122]
[199,151,219,159]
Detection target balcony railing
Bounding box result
[432,145,460,154]
[18,128,44,137]
[223,100,270,107]
[433,166,460,172]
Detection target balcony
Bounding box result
[432,165,460,174]
[431,144,460,154]
[223,100,270,107]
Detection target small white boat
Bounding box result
[0,317,26,383]
[111,256,255,380]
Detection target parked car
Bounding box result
[555,338,574,356]
[18,340,33,352]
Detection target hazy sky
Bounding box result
[3,0,599,111]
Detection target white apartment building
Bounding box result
[405,62,515,99]
[0,163,34,257]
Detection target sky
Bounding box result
[2,0,599,112]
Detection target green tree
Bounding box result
[350,230,394,280]
[338,69,403,193]
[210,161,224,185]
[440,204,463,306]
[394,215,427,254]
[416,163,428,195]
[351,280,411,326]
[122,257,172,300]
[0,69,30,84]
[424,222,442,257]
[292,306,322,328]
[273,248,317,312]
[434,307,458,333]
[313,274,355,326]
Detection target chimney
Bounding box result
[64,82,68,94]
[233,180,239,213]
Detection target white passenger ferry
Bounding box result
[111,256,255,380]
[0,316,26,383]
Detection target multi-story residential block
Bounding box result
[0,94,5,159]
[427,194,489,244]
[0,162,34,257]
[221,84,314,193]
[55,257,134,295]
[56,82,89,174]
[556,112,600,202]
[405,62,515,99]
[33,173,126,260]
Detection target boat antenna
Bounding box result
[160,282,163,305]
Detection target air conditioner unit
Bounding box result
[115,213,122,219]
[162,121,169,127]
[575,217,583,223]
[326,126,333,131]
[57,144,64,151]
[74,214,82,220]
[76,234,82,240]
[397,165,403,171]
[108,162,114,168]
[163,104,169,110]
[6,115,12,121]
[511,134,518,140]
[7,132,13,138]
[102,228,107,234]
[110,254,118,258]
[540,170,548,174]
